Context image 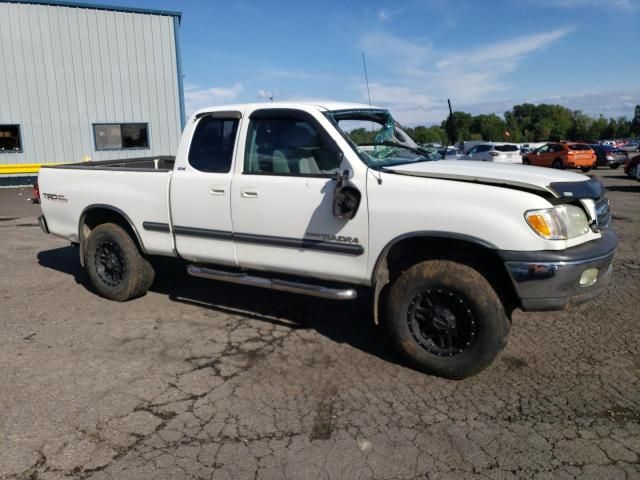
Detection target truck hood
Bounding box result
[383,160,594,198]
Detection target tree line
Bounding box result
[350,104,640,146]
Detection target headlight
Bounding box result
[525,205,589,240]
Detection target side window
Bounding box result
[188,116,239,173]
[477,145,491,153]
[467,146,478,154]
[244,117,341,176]
[537,144,549,153]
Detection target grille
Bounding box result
[595,194,611,229]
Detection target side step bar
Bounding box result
[186,265,358,300]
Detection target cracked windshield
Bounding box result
[326,109,442,167]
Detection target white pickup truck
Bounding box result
[38,102,617,379]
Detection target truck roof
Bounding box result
[192,101,382,117]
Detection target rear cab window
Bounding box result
[188,116,240,173]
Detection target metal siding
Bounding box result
[0,2,181,167]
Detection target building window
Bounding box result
[94,123,149,150]
[0,125,22,153]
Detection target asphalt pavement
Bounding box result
[1,168,639,479]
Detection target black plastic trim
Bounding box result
[234,232,364,255]
[142,221,170,233]
[497,229,618,264]
[173,226,233,240]
[170,225,364,256]
[548,178,604,199]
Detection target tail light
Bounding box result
[489,151,500,157]
[32,182,40,204]
[606,154,614,160]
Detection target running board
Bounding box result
[186,265,358,300]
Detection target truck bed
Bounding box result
[39,156,175,256]
[45,156,176,172]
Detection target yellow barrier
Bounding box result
[0,163,61,175]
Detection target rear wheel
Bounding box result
[580,166,591,172]
[85,223,155,301]
[552,159,564,169]
[384,260,510,379]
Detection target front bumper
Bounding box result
[499,229,618,311]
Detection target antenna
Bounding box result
[361,52,372,106]
[443,98,455,155]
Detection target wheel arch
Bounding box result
[78,204,146,267]
[371,232,517,325]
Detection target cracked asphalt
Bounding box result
[1,167,639,479]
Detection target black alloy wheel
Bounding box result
[407,288,478,357]
[94,240,126,287]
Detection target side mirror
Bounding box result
[332,169,361,220]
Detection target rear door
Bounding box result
[169,112,241,265]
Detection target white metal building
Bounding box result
[0,0,184,186]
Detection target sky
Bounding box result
[85,0,639,126]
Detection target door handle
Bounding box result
[240,190,258,198]
[209,187,226,195]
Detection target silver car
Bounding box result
[461,143,522,164]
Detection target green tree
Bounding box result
[470,114,507,141]
[631,105,640,137]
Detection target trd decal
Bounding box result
[42,193,68,202]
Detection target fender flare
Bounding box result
[78,204,147,266]
[370,231,498,325]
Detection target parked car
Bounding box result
[437,146,461,159]
[38,101,617,379]
[619,141,640,153]
[461,143,522,164]
[523,142,596,171]
[624,155,640,178]
[589,144,629,169]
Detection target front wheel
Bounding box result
[85,223,155,301]
[552,159,564,169]
[609,164,619,169]
[384,260,510,379]
[580,166,591,172]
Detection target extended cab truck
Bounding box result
[38,102,617,379]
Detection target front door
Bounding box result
[230,109,369,284]
[170,113,241,265]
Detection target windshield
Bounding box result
[324,109,441,168]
